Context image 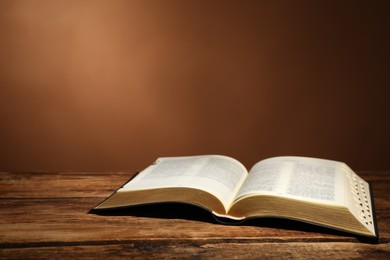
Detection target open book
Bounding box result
[94,155,378,238]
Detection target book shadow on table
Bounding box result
[89,202,377,243]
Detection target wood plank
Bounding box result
[0,197,387,245]
[0,171,131,198]
[1,171,388,198]
[0,172,389,242]
[0,171,389,259]
[1,242,389,259]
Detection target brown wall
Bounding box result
[0,0,389,171]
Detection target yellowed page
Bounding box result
[235,156,346,207]
[342,165,377,236]
[121,155,248,212]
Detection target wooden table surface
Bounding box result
[0,171,389,259]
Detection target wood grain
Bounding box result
[0,171,389,259]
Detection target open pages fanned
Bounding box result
[94,155,378,239]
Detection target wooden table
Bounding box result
[1,171,389,259]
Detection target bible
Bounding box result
[94,155,378,238]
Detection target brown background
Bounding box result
[0,0,389,171]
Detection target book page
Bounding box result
[121,155,248,211]
[235,157,346,206]
[343,167,377,235]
